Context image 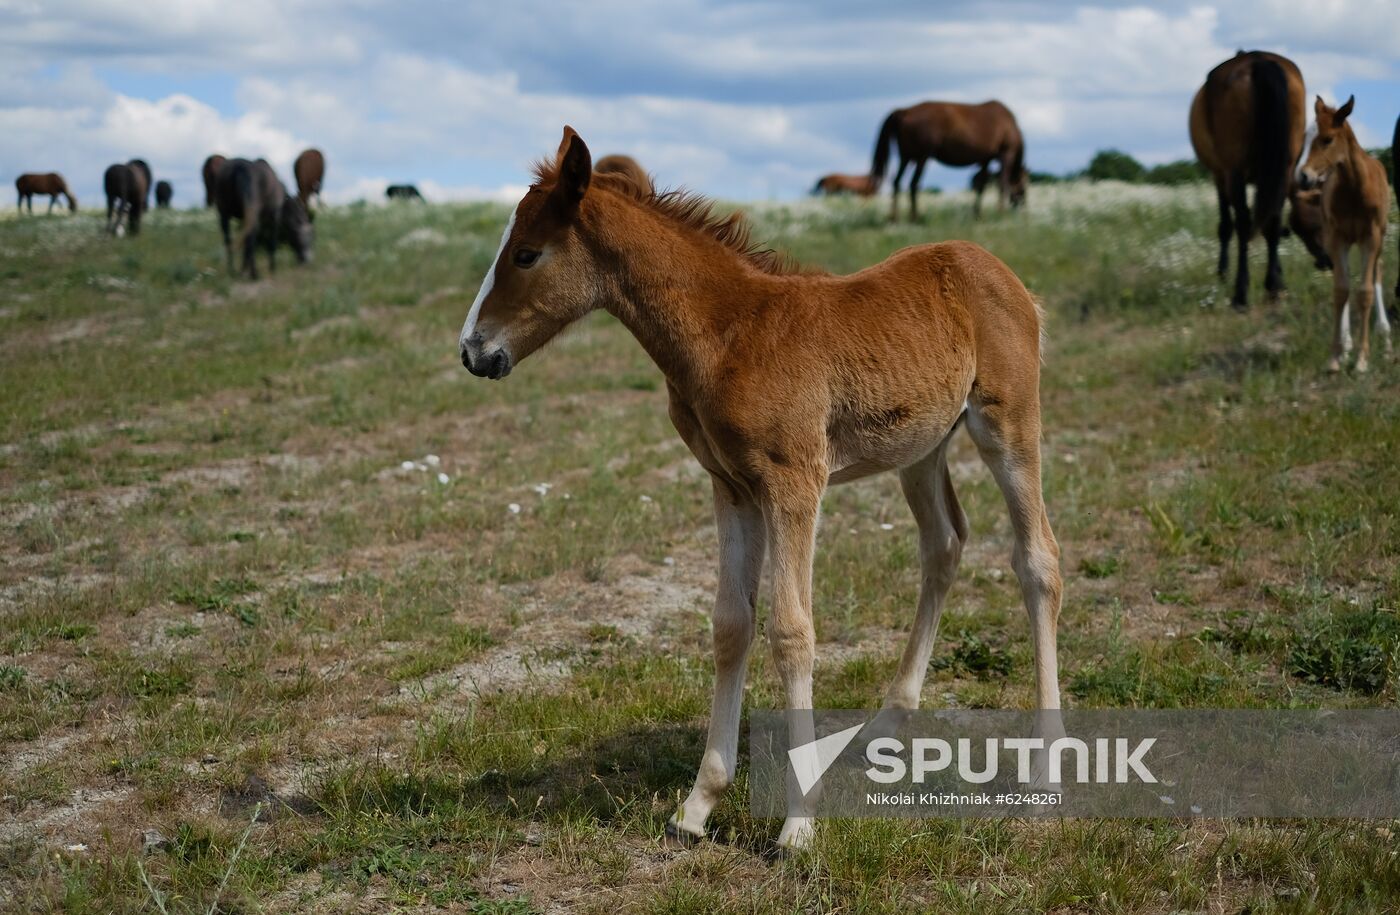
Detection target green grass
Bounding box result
[2,185,1398,912]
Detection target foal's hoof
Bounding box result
[1326,358,1342,374]
[663,819,702,850]
[1355,358,1369,375]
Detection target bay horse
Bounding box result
[215,159,314,278]
[870,100,1027,221]
[594,154,653,195]
[386,184,424,201]
[128,159,153,209]
[15,173,77,214]
[202,154,227,208]
[458,127,1063,851]
[1393,113,1399,298]
[1296,96,1392,372]
[1189,50,1304,309]
[812,173,877,197]
[294,148,325,214]
[103,163,147,236]
[155,180,173,209]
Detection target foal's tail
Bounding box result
[870,109,902,186]
[1250,57,1291,226]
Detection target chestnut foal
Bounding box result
[459,127,1063,850]
[1296,96,1393,373]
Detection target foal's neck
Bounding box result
[585,194,771,392]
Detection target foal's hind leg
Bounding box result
[964,394,1062,715]
[881,437,967,714]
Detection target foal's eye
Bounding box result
[513,248,541,269]
[1319,137,1333,147]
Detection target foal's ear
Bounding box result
[1314,95,1326,118]
[1335,95,1355,124]
[553,125,592,208]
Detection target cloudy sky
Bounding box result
[3,1,1397,207]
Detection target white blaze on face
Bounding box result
[459,206,518,352]
[1295,122,1317,184]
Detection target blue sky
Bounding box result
[3,1,1397,208]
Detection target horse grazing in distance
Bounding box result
[294,148,325,214]
[594,154,654,195]
[870,100,1027,220]
[386,184,424,201]
[202,154,227,207]
[215,158,314,279]
[16,173,77,214]
[1296,96,1392,372]
[458,127,1064,852]
[812,173,877,197]
[1189,50,1304,309]
[103,163,147,235]
[155,180,173,209]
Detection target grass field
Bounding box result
[2,182,1398,914]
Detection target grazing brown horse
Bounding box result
[15,173,77,214]
[1296,96,1392,372]
[202,154,227,208]
[128,159,152,209]
[294,148,325,213]
[155,180,173,209]
[870,100,1027,220]
[386,184,424,201]
[215,158,314,278]
[811,173,877,197]
[459,127,1063,851]
[594,154,653,195]
[1189,50,1305,308]
[103,163,147,235]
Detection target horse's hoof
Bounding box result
[663,819,702,850]
[1327,358,1342,374]
[1231,300,1249,313]
[1355,359,1369,375]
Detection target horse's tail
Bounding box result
[870,109,902,185]
[1250,57,1291,226]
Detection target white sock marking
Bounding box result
[1376,282,1392,336]
[459,206,518,350]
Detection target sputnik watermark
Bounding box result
[752,710,1400,819]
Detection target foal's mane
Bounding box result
[532,159,808,276]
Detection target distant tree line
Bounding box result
[1031,145,1395,185]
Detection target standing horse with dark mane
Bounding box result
[1189,50,1304,309]
[458,127,1063,851]
[16,173,77,214]
[103,163,147,236]
[870,100,1027,221]
[294,148,325,214]
[202,154,227,208]
[1296,96,1392,372]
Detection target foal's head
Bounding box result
[1296,95,1356,190]
[459,127,604,380]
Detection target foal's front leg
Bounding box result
[669,482,764,844]
[762,477,823,850]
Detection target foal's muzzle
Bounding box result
[460,334,512,380]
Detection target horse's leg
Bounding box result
[965,390,1062,719]
[1355,237,1381,372]
[1369,239,1393,357]
[889,157,909,222]
[879,437,966,716]
[1213,175,1232,280]
[105,198,115,235]
[972,164,991,218]
[762,474,823,850]
[997,152,1013,212]
[668,482,764,845]
[1262,202,1285,301]
[1327,241,1352,373]
[908,159,925,223]
[1229,170,1251,309]
[221,216,234,274]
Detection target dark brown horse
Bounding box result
[294,148,325,213]
[1393,112,1399,298]
[16,173,77,214]
[386,184,424,201]
[812,173,877,197]
[215,158,313,279]
[155,180,173,209]
[870,100,1027,221]
[1189,50,1304,308]
[594,154,653,195]
[103,163,147,235]
[202,154,227,208]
